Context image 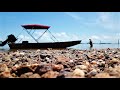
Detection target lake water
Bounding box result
[70,43,120,50]
[0,44,120,52]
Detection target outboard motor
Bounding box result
[0,34,17,46]
[7,34,17,43]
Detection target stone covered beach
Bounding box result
[0,48,120,78]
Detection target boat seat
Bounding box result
[22,41,28,44]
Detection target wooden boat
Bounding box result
[2,24,81,49]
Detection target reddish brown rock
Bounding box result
[52,64,64,71]
[0,71,13,78]
[55,56,70,63]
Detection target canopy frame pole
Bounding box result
[31,30,35,35]
[24,28,39,43]
[48,30,59,42]
[37,29,48,41]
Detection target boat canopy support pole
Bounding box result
[37,29,48,41]
[25,29,39,43]
[48,30,59,42]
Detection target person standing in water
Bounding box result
[89,39,93,49]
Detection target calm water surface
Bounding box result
[0,44,120,52]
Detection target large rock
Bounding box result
[52,64,64,71]
[11,65,33,77]
[94,73,111,78]
[0,71,13,78]
[0,64,9,73]
[72,68,85,77]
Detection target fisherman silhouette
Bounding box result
[89,39,93,49]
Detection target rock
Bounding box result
[36,49,40,53]
[2,56,11,62]
[11,65,33,77]
[72,69,85,77]
[97,55,104,59]
[0,71,13,78]
[20,72,33,78]
[75,65,88,70]
[94,73,111,78]
[86,69,97,78]
[104,66,120,77]
[19,52,25,56]
[111,58,119,63]
[40,54,51,59]
[55,56,70,63]
[69,60,74,63]
[0,64,9,73]
[29,73,41,78]
[34,64,52,75]
[41,71,59,78]
[91,61,97,65]
[52,64,64,71]
[63,64,70,68]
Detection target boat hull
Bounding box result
[8,40,81,49]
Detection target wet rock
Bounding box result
[52,64,64,71]
[41,71,59,78]
[72,68,85,77]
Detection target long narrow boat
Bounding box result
[6,24,81,49]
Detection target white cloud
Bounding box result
[64,12,81,20]
[91,35,100,40]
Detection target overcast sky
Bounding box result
[0,12,120,44]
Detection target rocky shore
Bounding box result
[0,48,120,78]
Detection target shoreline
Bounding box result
[0,48,120,78]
